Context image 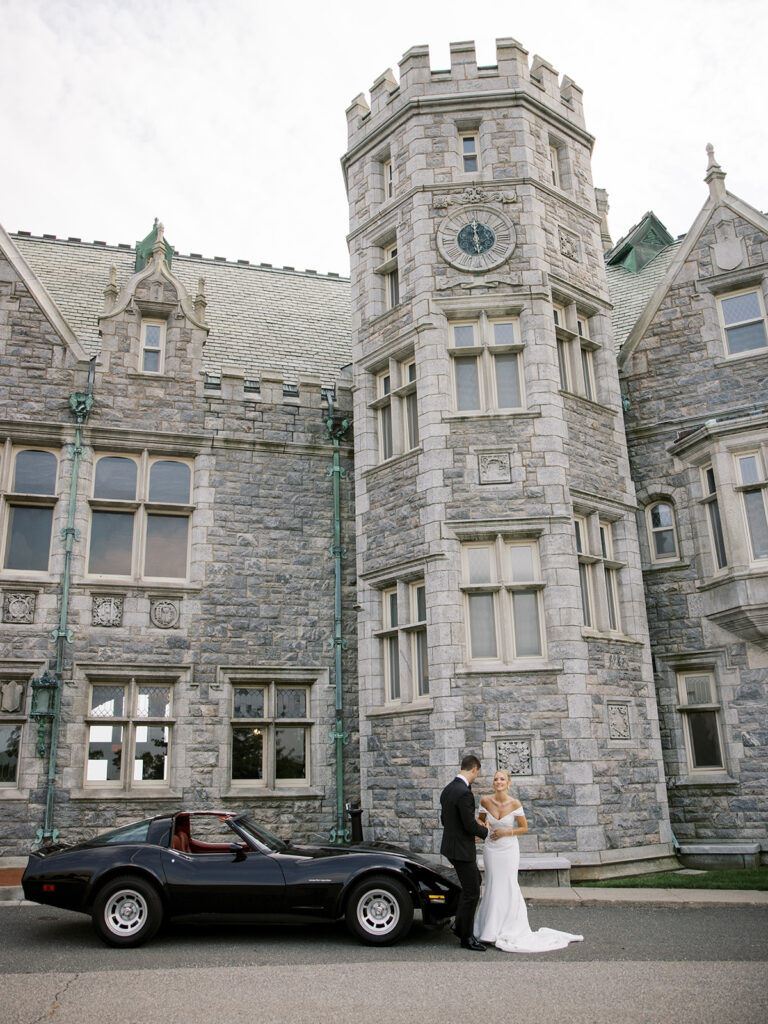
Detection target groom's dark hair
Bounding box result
[460,754,481,771]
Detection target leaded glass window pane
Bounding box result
[0,725,20,785]
[509,545,535,582]
[387,635,400,699]
[455,357,480,410]
[492,321,516,345]
[149,461,191,503]
[90,685,125,717]
[93,457,137,500]
[144,515,188,577]
[87,724,123,781]
[684,675,712,704]
[726,321,767,354]
[233,688,265,719]
[468,593,497,658]
[739,456,760,485]
[453,325,475,348]
[89,510,134,575]
[13,450,57,495]
[135,686,171,719]
[276,688,307,719]
[721,291,761,324]
[494,353,521,407]
[415,629,429,696]
[415,584,426,622]
[232,727,263,780]
[4,506,53,571]
[275,726,307,780]
[467,546,493,584]
[688,711,722,768]
[744,491,768,558]
[133,725,168,781]
[513,591,541,656]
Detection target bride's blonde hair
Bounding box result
[492,768,512,787]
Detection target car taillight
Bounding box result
[43,884,55,891]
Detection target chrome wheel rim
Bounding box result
[104,888,148,937]
[356,888,400,936]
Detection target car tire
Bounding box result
[91,875,163,948]
[344,874,414,945]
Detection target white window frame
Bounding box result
[554,302,599,402]
[735,451,768,561]
[461,538,545,665]
[374,577,430,705]
[384,244,399,309]
[449,314,524,414]
[382,157,394,201]
[676,670,725,774]
[369,356,419,463]
[575,513,625,635]
[1,446,59,576]
[717,287,768,358]
[700,465,728,571]
[548,144,561,188]
[84,677,174,790]
[230,680,313,789]
[87,451,194,582]
[646,500,680,563]
[140,318,166,375]
[460,132,479,173]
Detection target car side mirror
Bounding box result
[229,843,246,861]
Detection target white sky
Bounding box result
[1,0,764,277]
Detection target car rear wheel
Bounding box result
[345,875,413,945]
[92,875,163,948]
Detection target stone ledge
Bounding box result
[678,842,762,870]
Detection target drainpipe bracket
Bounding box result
[60,526,81,542]
[50,627,74,644]
[329,725,349,745]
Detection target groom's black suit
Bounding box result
[440,776,488,942]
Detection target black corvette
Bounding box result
[22,810,459,947]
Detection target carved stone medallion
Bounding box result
[558,227,580,262]
[2,593,36,624]
[92,595,124,627]
[150,599,180,629]
[496,738,533,776]
[479,453,512,484]
[607,702,631,740]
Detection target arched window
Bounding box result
[646,501,679,562]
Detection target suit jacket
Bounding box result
[440,776,489,861]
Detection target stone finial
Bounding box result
[594,188,613,253]
[194,276,208,323]
[103,264,119,312]
[151,221,167,264]
[705,143,726,201]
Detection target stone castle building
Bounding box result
[0,37,765,876]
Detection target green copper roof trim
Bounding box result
[135,218,174,271]
[606,212,674,274]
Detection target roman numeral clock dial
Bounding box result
[436,205,516,272]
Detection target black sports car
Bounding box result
[22,811,459,948]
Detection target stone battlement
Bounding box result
[346,38,586,149]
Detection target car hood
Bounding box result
[284,839,454,877]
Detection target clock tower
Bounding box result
[343,39,673,876]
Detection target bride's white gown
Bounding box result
[474,806,584,953]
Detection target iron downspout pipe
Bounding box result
[40,388,93,844]
[325,393,349,843]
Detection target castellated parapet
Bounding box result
[345,38,587,151]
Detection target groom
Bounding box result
[440,753,489,951]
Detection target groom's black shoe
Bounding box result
[460,936,486,951]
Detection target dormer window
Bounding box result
[141,319,166,374]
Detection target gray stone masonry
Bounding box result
[620,193,768,846]
[0,240,357,854]
[346,39,673,873]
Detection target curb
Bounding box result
[522,885,768,908]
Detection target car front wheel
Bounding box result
[92,875,163,948]
[344,875,414,945]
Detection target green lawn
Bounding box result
[579,867,768,890]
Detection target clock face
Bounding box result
[437,205,516,272]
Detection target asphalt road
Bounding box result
[1,903,767,1024]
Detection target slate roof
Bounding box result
[605,239,681,352]
[12,233,352,386]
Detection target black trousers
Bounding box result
[448,856,481,940]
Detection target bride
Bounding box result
[474,769,583,953]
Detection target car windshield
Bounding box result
[91,819,153,845]
[233,815,288,851]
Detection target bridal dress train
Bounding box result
[474,806,584,953]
